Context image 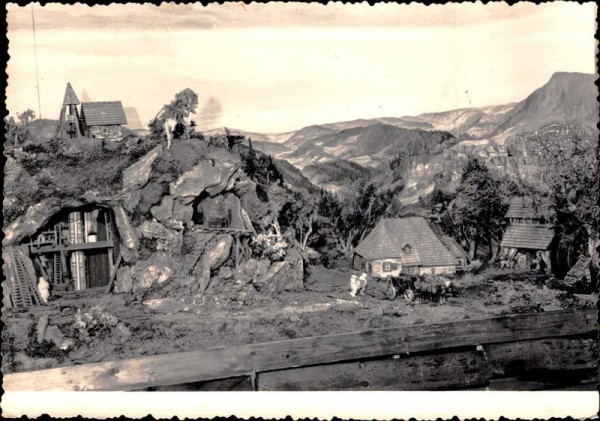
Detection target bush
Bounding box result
[252,232,288,261]
[73,305,119,342]
[465,259,484,274]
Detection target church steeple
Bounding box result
[57,82,82,138]
[63,82,80,106]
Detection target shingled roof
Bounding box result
[81,101,127,126]
[354,217,457,267]
[500,223,554,250]
[63,82,79,105]
[505,197,543,219]
[441,235,469,259]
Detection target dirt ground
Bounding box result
[2,265,596,374]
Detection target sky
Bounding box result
[6,2,598,133]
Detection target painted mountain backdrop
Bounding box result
[217,72,597,207]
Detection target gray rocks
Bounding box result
[170,156,240,203]
[130,253,176,291]
[193,234,233,294]
[150,195,174,222]
[113,205,139,263]
[138,219,182,253]
[121,145,163,191]
[114,266,133,293]
[3,198,61,245]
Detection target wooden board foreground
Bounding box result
[4,309,597,391]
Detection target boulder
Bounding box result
[257,258,304,295]
[137,219,182,253]
[131,252,176,291]
[170,198,194,227]
[170,156,240,204]
[121,144,163,191]
[122,189,142,213]
[138,182,168,215]
[113,205,139,263]
[114,266,133,293]
[150,195,174,223]
[218,266,235,280]
[3,198,62,246]
[193,234,233,294]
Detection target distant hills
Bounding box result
[229,71,598,206]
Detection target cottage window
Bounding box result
[431,268,436,275]
[383,262,398,272]
[102,127,109,135]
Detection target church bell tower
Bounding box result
[56,82,82,138]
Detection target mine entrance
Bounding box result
[26,206,119,292]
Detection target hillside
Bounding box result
[246,71,597,208]
[495,72,599,135]
[303,159,372,194]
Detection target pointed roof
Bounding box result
[354,217,457,267]
[63,83,80,105]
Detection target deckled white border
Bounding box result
[2,391,599,419]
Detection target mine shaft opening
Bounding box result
[23,206,120,292]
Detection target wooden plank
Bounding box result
[258,350,490,391]
[29,240,114,255]
[257,336,598,391]
[488,370,598,391]
[3,309,596,391]
[105,253,122,293]
[485,337,598,375]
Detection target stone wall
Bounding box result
[87,125,123,140]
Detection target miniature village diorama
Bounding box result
[2,81,598,390]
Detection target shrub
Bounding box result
[465,259,484,274]
[252,232,288,261]
[73,305,119,342]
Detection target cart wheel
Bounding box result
[404,289,415,302]
[387,283,397,300]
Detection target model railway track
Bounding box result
[3,308,596,392]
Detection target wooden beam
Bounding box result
[3,309,596,391]
[29,240,114,255]
[105,253,122,293]
[257,336,598,391]
[259,349,490,391]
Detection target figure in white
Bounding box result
[153,88,198,150]
[350,272,369,297]
[38,276,50,303]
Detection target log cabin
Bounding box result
[353,217,457,278]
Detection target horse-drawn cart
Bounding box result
[385,276,417,302]
[386,275,456,304]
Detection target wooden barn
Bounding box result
[80,101,128,140]
[500,197,555,273]
[353,217,458,278]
